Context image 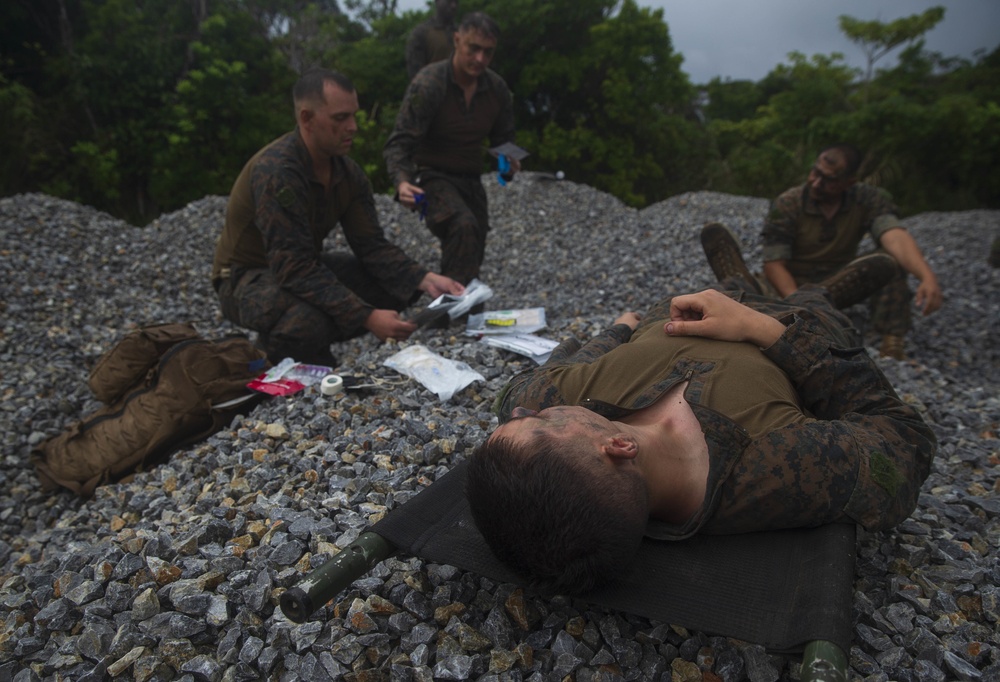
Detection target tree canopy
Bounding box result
[839,6,946,83]
[0,1,997,222]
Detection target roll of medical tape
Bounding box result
[320,374,344,396]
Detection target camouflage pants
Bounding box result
[760,250,913,337]
[639,277,862,348]
[417,171,489,285]
[214,253,418,364]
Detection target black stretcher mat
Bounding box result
[373,459,856,654]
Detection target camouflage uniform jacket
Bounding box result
[494,290,936,540]
[384,58,515,184]
[762,183,903,281]
[405,18,455,80]
[213,130,428,335]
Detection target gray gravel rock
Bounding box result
[1,175,998,680]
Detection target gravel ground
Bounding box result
[1,176,998,681]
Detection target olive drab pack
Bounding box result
[32,323,270,497]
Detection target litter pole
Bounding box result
[279,531,395,623]
[800,640,848,682]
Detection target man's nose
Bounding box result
[511,407,537,418]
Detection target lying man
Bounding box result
[466,241,936,594]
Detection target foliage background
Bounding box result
[1,0,997,224]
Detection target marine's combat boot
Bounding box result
[818,253,900,310]
[879,334,906,360]
[700,223,762,294]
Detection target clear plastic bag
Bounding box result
[383,345,484,401]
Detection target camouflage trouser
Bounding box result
[639,277,862,348]
[214,253,418,364]
[760,250,913,337]
[417,171,489,285]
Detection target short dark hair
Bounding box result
[465,434,647,595]
[292,68,355,111]
[458,12,500,40]
[819,143,862,178]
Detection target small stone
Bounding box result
[107,646,146,677]
[434,602,466,625]
[132,588,160,621]
[64,580,104,606]
[239,636,264,664]
[140,612,207,639]
[167,579,211,616]
[452,622,491,652]
[34,598,81,632]
[1,177,996,682]
[671,657,702,682]
[432,653,474,680]
[180,654,223,682]
[741,644,780,682]
[480,605,514,649]
[146,556,182,585]
[943,650,983,681]
[489,648,518,673]
[265,423,288,439]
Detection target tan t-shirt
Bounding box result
[548,323,812,438]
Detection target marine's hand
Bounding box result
[365,309,417,342]
[614,312,642,330]
[397,181,424,209]
[915,275,943,315]
[420,273,465,298]
[665,289,784,348]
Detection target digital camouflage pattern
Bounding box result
[215,253,420,364]
[384,59,515,184]
[494,281,936,539]
[762,182,913,335]
[405,18,455,80]
[384,59,515,283]
[213,130,428,359]
[416,170,489,284]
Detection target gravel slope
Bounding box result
[1,177,998,681]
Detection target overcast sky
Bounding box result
[394,0,1000,84]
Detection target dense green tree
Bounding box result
[454,0,708,205]
[956,44,1000,100]
[343,0,397,28]
[703,78,766,123]
[830,8,998,211]
[707,53,856,198]
[465,0,616,127]
[35,0,197,217]
[1,0,997,219]
[0,75,44,197]
[820,52,1000,212]
[329,0,710,204]
[0,0,299,222]
[704,7,999,213]
[839,6,945,84]
[324,9,420,187]
[150,7,295,209]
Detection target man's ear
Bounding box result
[298,107,314,128]
[603,435,638,460]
